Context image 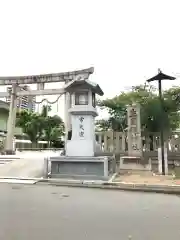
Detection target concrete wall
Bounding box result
[0,108,22,135]
[0,110,8,132]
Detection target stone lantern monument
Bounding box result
[65,78,103,157]
[49,77,115,180]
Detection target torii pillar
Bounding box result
[64,88,71,142]
[5,83,18,154]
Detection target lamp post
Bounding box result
[146,69,176,175]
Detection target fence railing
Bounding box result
[95,131,180,153]
[2,130,180,154]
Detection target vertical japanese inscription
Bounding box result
[128,106,140,152]
[79,116,85,138]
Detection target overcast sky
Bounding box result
[0,0,180,119]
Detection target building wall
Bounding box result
[0,110,8,132]
[6,85,36,112]
[0,108,22,135]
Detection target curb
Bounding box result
[0,177,43,185]
[1,176,180,194]
[37,179,180,195]
[0,177,43,181]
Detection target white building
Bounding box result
[6,85,36,111]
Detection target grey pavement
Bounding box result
[0,151,59,178]
[0,184,180,239]
[0,157,45,178]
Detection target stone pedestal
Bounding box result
[49,156,114,180]
[119,156,152,171]
[5,150,16,155]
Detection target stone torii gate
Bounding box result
[0,67,94,154]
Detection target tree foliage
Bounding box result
[95,119,112,132]
[16,110,44,143]
[97,84,180,133]
[16,105,64,146]
[42,107,64,147]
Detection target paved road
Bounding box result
[0,184,180,239]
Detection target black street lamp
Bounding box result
[146,69,176,175]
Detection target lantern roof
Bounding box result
[146,69,176,82]
[64,78,104,96]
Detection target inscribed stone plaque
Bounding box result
[127,104,142,157]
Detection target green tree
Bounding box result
[16,105,64,147]
[39,105,64,147]
[16,110,44,145]
[95,119,111,132]
[43,115,64,147]
[98,84,180,133]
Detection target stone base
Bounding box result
[120,156,152,171]
[4,150,16,155]
[49,156,115,180]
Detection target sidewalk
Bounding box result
[0,157,45,178]
[34,171,180,195]
[114,172,180,186]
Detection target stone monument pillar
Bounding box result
[127,103,142,157]
[49,76,115,180]
[119,103,152,171]
[66,88,99,157]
